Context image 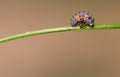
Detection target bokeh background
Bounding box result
[0,0,120,77]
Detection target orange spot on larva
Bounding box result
[75,16,80,21]
[84,15,88,21]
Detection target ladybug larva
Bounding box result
[71,11,95,27]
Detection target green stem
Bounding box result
[0,24,120,43]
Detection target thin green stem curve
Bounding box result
[0,24,120,43]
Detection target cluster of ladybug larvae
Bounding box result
[71,12,95,27]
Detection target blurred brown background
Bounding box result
[0,0,120,77]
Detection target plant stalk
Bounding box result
[0,24,120,43]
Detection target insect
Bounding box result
[71,11,95,27]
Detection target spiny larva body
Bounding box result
[71,11,95,27]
